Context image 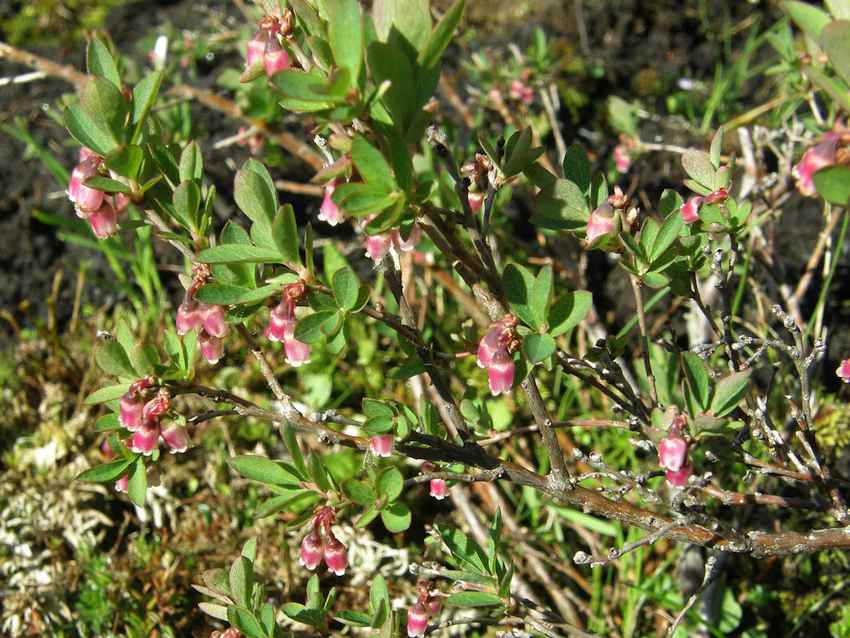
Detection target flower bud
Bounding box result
[323,535,347,576]
[585,203,615,245]
[119,392,145,431]
[161,424,190,453]
[406,602,430,638]
[87,201,119,239]
[365,233,392,264]
[318,181,343,226]
[703,188,728,205]
[115,474,129,493]
[176,300,202,335]
[263,37,290,78]
[487,349,515,396]
[200,303,228,338]
[299,530,324,570]
[429,478,448,500]
[370,434,394,457]
[199,333,224,364]
[129,423,160,455]
[681,196,703,224]
[837,358,850,383]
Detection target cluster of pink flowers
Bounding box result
[657,415,691,487]
[793,133,839,197]
[406,586,442,638]
[837,358,850,383]
[265,282,311,366]
[177,300,228,364]
[67,147,130,238]
[209,629,242,638]
[421,462,449,500]
[509,79,534,105]
[369,434,394,457]
[477,316,517,396]
[119,378,190,457]
[364,224,422,264]
[298,506,348,576]
[245,14,291,79]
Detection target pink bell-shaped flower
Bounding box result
[406,602,429,638]
[365,233,392,264]
[68,158,105,213]
[299,530,324,570]
[200,303,228,338]
[370,434,394,458]
[836,358,850,383]
[323,535,348,576]
[429,478,448,500]
[263,36,290,77]
[199,333,224,364]
[119,392,145,431]
[87,201,119,239]
[176,300,202,336]
[129,422,160,455]
[115,474,129,493]
[585,203,615,245]
[681,196,703,224]
[161,424,190,453]
[318,181,344,226]
[793,134,838,197]
[658,435,688,472]
[477,322,506,369]
[265,301,291,342]
[487,349,515,396]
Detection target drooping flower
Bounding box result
[429,478,448,500]
[318,180,344,226]
[87,200,119,239]
[115,474,129,493]
[160,424,191,453]
[299,530,324,571]
[665,465,692,487]
[793,134,839,197]
[176,300,203,336]
[129,422,160,455]
[119,392,145,431]
[370,434,394,458]
[406,602,430,638]
[200,303,228,338]
[263,36,290,77]
[585,203,616,245]
[67,157,105,213]
[487,349,515,396]
[199,333,224,364]
[836,358,850,383]
[323,535,348,576]
[266,285,311,367]
[681,196,703,224]
[365,233,392,264]
[659,416,692,487]
[477,322,507,369]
